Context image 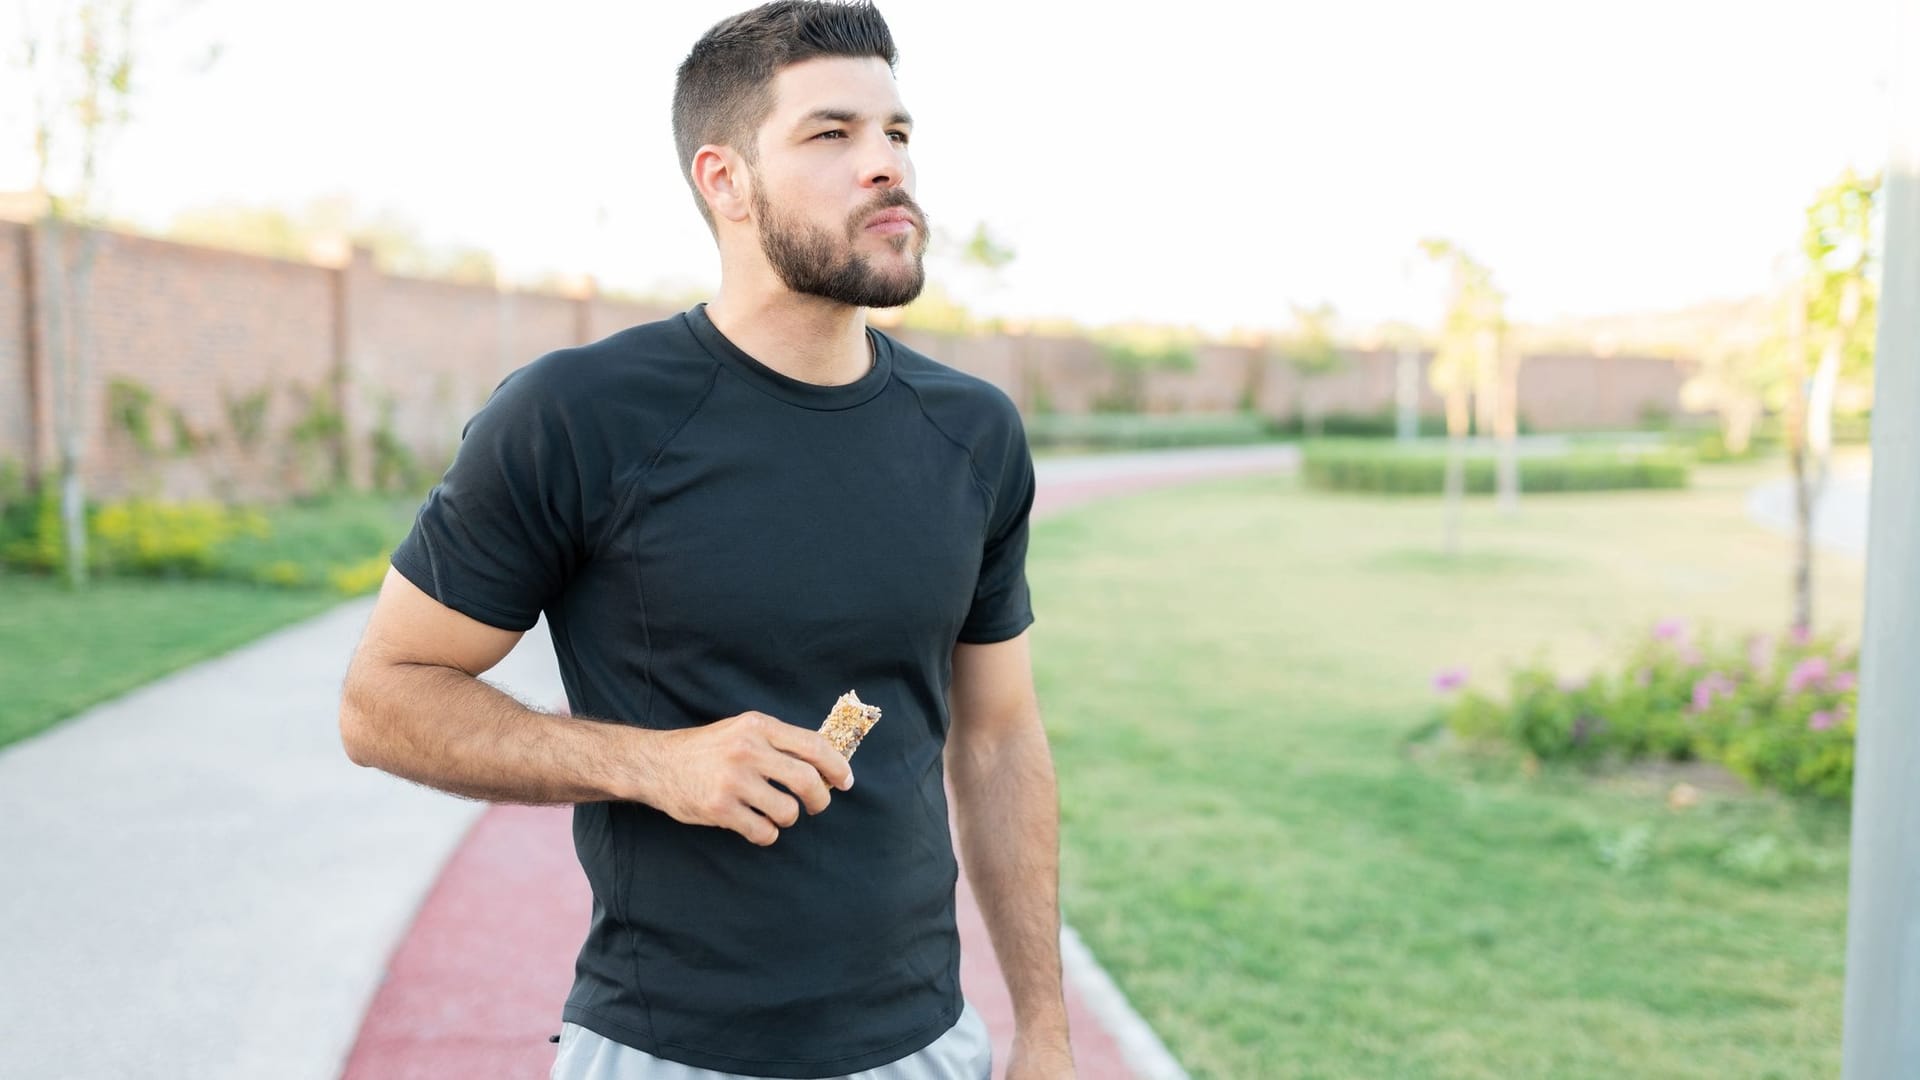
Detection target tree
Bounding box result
[897,220,1014,336]
[13,0,213,586]
[960,221,1015,273]
[1091,323,1200,413]
[1783,169,1881,633]
[166,193,498,284]
[1679,322,1773,455]
[1419,238,1511,551]
[17,0,137,588]
[1279,302,1342,437]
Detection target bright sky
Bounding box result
[0,0,1896,335]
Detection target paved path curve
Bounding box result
[1743,457,1871,559]
[0,443,1295,1080]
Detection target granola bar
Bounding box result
[818,689,882,760]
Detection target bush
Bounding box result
[1,492,267,578]
[1433,620,1860,800]
[1302,441,1690,495]
[326,554,391,597]
[1266,411,1452,439]
[0,491,396,597]
[1024,411,1276,451]
[1684,430,1782,464]
[92,499,271,577]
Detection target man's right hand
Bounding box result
[629,711,855,846]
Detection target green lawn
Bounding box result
[0,492,421,749]
[1030,462,1864,1079]
[0,575,344,747]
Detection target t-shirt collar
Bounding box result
[685,302,893,412]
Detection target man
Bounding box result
[336,3,1075,1078]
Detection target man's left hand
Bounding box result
[1006,1032,1076,1079]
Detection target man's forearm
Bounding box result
[949,711,1070,1037]
[341,661,634,805]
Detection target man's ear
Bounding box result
[692,145,753,225]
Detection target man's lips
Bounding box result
[864,209,919,235]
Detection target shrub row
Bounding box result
[1024,411,1276,450]
[0,493,389,596]
[1301,441,1690,494]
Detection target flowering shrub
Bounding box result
[1434,619,1860,800]
[1,492,269,577]
[92,499,271,576]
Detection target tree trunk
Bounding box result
[1786,283,1813,633]
[37,216,91,588]
[1489,332,1520,513]
[1395,346,1420,442]
[1443,388,1469,556]
[1724,398,1760,455]
[1473,342,1499,439]
[1809,276,1862,499]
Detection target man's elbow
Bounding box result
[337,665,387,769]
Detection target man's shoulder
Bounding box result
[492,310,717,418]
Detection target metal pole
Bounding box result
[1839,1,1920,1073]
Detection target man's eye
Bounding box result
[816,130,846,140]
[889,131,910,145]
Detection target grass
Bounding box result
[0,491,421,749]
[1029,460,1864,1079]
[0,575,344,748]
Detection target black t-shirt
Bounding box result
[388,304,1036,1077]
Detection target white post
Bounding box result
[1839,1,1920,1074]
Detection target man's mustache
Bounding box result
[853,189,928,233]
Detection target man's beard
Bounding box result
[753,182,929,308]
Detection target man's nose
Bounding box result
[858,131,908,190]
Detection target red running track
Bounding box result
[341,458,1287,1078]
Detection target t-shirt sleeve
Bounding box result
[389,358,594,632]
[957,407,1037,645]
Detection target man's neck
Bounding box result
[704,286,872,387]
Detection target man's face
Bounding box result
[747,55,928,309]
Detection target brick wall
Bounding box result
[0,221,1693,503]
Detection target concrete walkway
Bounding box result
[0,443,1295,1080]
[1744,456,1872,559]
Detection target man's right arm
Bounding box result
[338,567,852,842]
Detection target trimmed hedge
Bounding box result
[1024,411,1276,451]
[1267,412,1455,439]
[1302,441,1690,494]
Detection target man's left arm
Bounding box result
[948,629,1076,1079]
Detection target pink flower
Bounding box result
[1746,634,1775,672]
[1789,624,1813,646]
[1677,644,1704,666]
[1809,710,1837,732]
[1787,657,1831,694]
[1690,672,1735,714]
[1653,618,1690,643]
[1831,670,1858,693]
[1432,667,1469,693]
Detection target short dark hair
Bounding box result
[673,2,899,228]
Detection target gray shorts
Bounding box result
[549,1001,992,1080]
